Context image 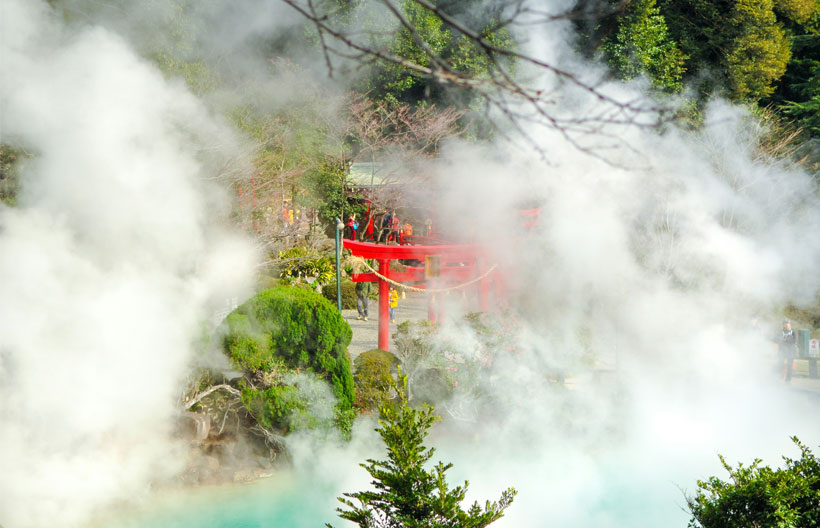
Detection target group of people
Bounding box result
[379,212,410,244]
[345,212,420,244]
[355,281,400,323]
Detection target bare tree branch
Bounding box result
[308,0,335,78]
[280,0,674,161]
[183,383,242,410]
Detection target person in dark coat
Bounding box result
[380,212,392,243]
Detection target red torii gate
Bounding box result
[343,239,500,351]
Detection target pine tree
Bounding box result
[329,374,516,528]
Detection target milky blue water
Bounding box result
[100,473,343,528]
[95,463,692,528]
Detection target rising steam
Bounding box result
[0,1,255,526]
[1,1,819,527]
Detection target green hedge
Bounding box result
[223,286,355,431]
[321,280,358,309]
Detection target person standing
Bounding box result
[355,281,371,321]
[776,319,798,382]
[380,212,392,243]
[388,287,399,323]
[347,214,358,240]
[390,215,401,243]
[400,221,413,245]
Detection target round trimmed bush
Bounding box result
[353,349,400,413]
[321,280,358,309]
[354,349,400,373]
[223,286,355,423]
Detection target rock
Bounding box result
[178,412,211,442]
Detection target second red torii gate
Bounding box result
[343,239,497,351]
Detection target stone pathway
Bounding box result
[343,292,428,358]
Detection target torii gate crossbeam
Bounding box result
[343,240,493,352]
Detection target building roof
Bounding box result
[348,162,405,187]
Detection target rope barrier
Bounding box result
[347,256,497,293]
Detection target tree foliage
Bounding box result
[654,0,790,100]
[600,0,687,92]
[688,437,820,528]
[358,0,513,109]
[768,31,820,134]
[330,375,516,528]
[726,0,792,101]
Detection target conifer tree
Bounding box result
[329,374,516,528]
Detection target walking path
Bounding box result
[343,292,428,358]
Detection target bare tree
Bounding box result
[346,94,464,237]
[281,0,673,163]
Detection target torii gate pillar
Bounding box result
[479,260,490,312]
[343,239,491,353]
[378,259,390,351]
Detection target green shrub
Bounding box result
[353,356,395,412]
[239,380,304,431]
[688,437,820,528]
[354,349,400,372]
[413,367,454,405]
[353,349,401,413]
[277,246,335,285]
[223,286,355,431]
[322,280,358,309]
[392,320,438,398]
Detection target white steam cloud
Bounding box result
[404,23,820,526]
[278,4,820,526]
[1,0,819,527]
[0,1,256,526]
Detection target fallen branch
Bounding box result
[183,384,242,410]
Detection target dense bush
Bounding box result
[321,280,358,309]
[239,379,303,431]
[412,367,454,406]
[354,348,401,372]
[688,438,820,528]
[238,370,345,434]
[223,286,354,432]
[353,349,400,412]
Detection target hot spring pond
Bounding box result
[96,473,342,528]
